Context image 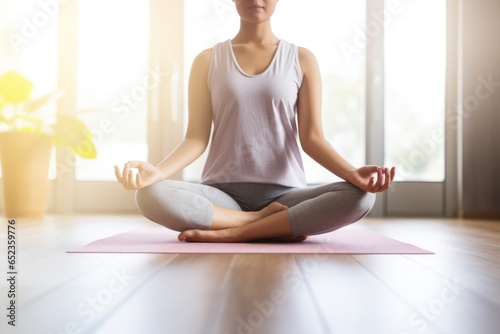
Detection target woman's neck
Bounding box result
[232,20,279,45]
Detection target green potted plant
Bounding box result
[0,70,97,218]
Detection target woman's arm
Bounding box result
[296,47,395,193]
[115,49,213,190]
[155,48,213,177]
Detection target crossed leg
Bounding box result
[179,202,306,242]
[178,182,375,243]
[136,180,374,243]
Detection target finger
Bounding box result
[127,169,136,189]
[385,167,392,187]
[120,162,130,189]
[379,168,391,191]
[374,168,383,189]
[390,166,396,182]
[122,162,132,181]
[367,176,376,192]
[115,165,130,189]
[126,160,145,169]
[135,172,142,188]
[114,165,122,181]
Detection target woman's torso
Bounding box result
[201,39,306,188]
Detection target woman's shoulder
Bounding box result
[294,45,319,74]
[296,45,317,62]
[190,47,213,74]
[189,48,212,79]
[194,47,212,62]
[192,39,230,65]
[278,40,317,65]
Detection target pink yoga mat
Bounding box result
[68,226,432,254]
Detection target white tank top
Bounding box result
[201,39,307,187]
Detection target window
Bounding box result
[384,0,446,181]
[75,0,150,181]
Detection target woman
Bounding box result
[115,0,395,242]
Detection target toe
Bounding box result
[178,231,191,242]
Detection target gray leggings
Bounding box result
[135,181,375,237]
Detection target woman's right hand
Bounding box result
[114,161,164,190]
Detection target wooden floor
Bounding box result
[1,215,499,334]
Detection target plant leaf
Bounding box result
[51,114,97,159]
[24,91,65,113]
[0,71,33,104]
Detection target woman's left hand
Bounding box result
[349,166,396,193]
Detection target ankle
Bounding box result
[228,227,247,242]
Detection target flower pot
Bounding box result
[0,132,52,218]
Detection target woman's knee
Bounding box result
[342,183,376,218]
[135,183,168,225]
[135,182,163,216]
[358,190,376,217]
[135,181,213,232]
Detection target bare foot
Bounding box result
[178,228,239,243]
[212,202,288,230]
[253,202,288,222]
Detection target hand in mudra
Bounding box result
[350,166,396,193]
[114,161,164,190]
